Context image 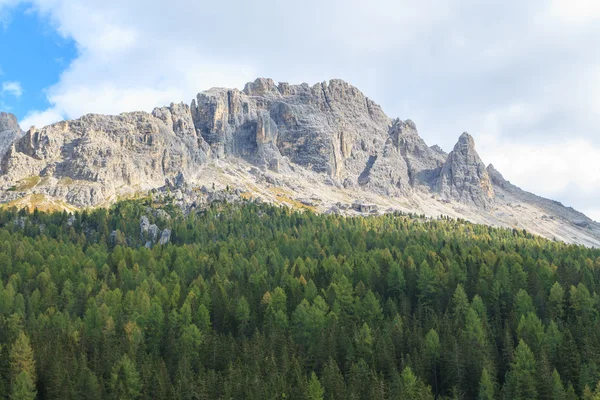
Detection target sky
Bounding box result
[0,0,599,221]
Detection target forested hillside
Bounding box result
[1,200,600,399]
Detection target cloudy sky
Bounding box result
[0,0,599,220]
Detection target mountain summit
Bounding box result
[0,78,598,246]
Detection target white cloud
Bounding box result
[2,0,600,220]
[474,105,600,221]
[545,0,600,25]
[0,0,21,27]
[1,81,22,97]
[19,108,64,130]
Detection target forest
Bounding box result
[1,199,600,399]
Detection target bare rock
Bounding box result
[0,112,23,159]
[148,224,159,242]
[140,216,150,236]
[159,229,171,245]
[435,133,494,208]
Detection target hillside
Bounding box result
[0,78,598,247]
[0,200,599,399]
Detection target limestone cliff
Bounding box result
[0,78,598,247]
[0,112,23,158]
[436,133,494,208]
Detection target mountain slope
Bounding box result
[0,78,598,246]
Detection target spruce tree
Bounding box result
[504,340,537,400]
[10,371,36,400]
[307,372,325,400]
[478,368,495,400]
[110,355,141,400]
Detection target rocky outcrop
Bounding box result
[0,77,598,247]
[0,78,430,206]
[0,111,209,207]
[389,119,446,190]
[0,112,23,158]
[486,164,509,189]
[436,133,494,208]
[189,78,391,179]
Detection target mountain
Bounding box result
[0,78,598,246]
[0,112,23,158]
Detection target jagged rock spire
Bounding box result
[435,132,494,208]
[0,112,23,158]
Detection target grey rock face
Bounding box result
[436,133,494,208]
[109,230,118,245]
[389,119,446,190]
[0,78,451,206]
[1,76,598,247]
[486,164,509,189]
[0,112,23,158]
[140,215,160,242]
[0,111,208,207]
[189,78,391,179]
[140,216,150,237]
[159,229,171,245]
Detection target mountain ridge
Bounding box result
[0,78,598,246]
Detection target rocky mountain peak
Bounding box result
[457,132,475,148]
[0,112,23,158]
[486,163,510,188]
[435,132,494,208]
[0,112,18,128]
[0,78,599,246]
[243,78,279,96]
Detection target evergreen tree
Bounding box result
[478,367,495,400]
[551,369,566,400]
[424,328,441,397]
[9,332,36,385]
[110,355,142,400]
[322,358,346,400]
[10,371,36,400]
[504,340,537,400]
[398,366,433,400]
[307,372,325,400]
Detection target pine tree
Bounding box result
[424,328,441,397]
[536,350,553,399]
[235,296,251,335]
[398,366,434,400]
[10,371,36,400]
[307,372,325,400]
[565,383,578,400]
[9,332,36,391]
[478,367,495,400]
[551,369,566,400]
[504,340,537,400]
[549,282,565,321]
[110,355,142,400]
[76,365,102,400]
[322,358,346,400]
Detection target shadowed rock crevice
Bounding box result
[358,155,378,186]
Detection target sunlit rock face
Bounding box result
[0,78,599,248]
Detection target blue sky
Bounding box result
[0,3,76,119]
[0,0,599,221]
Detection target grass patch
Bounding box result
[58,177,74,185]
[16,176,41,191]
[274,194,316,212]
[2,194,77,213]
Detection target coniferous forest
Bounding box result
[1,200,600,399]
